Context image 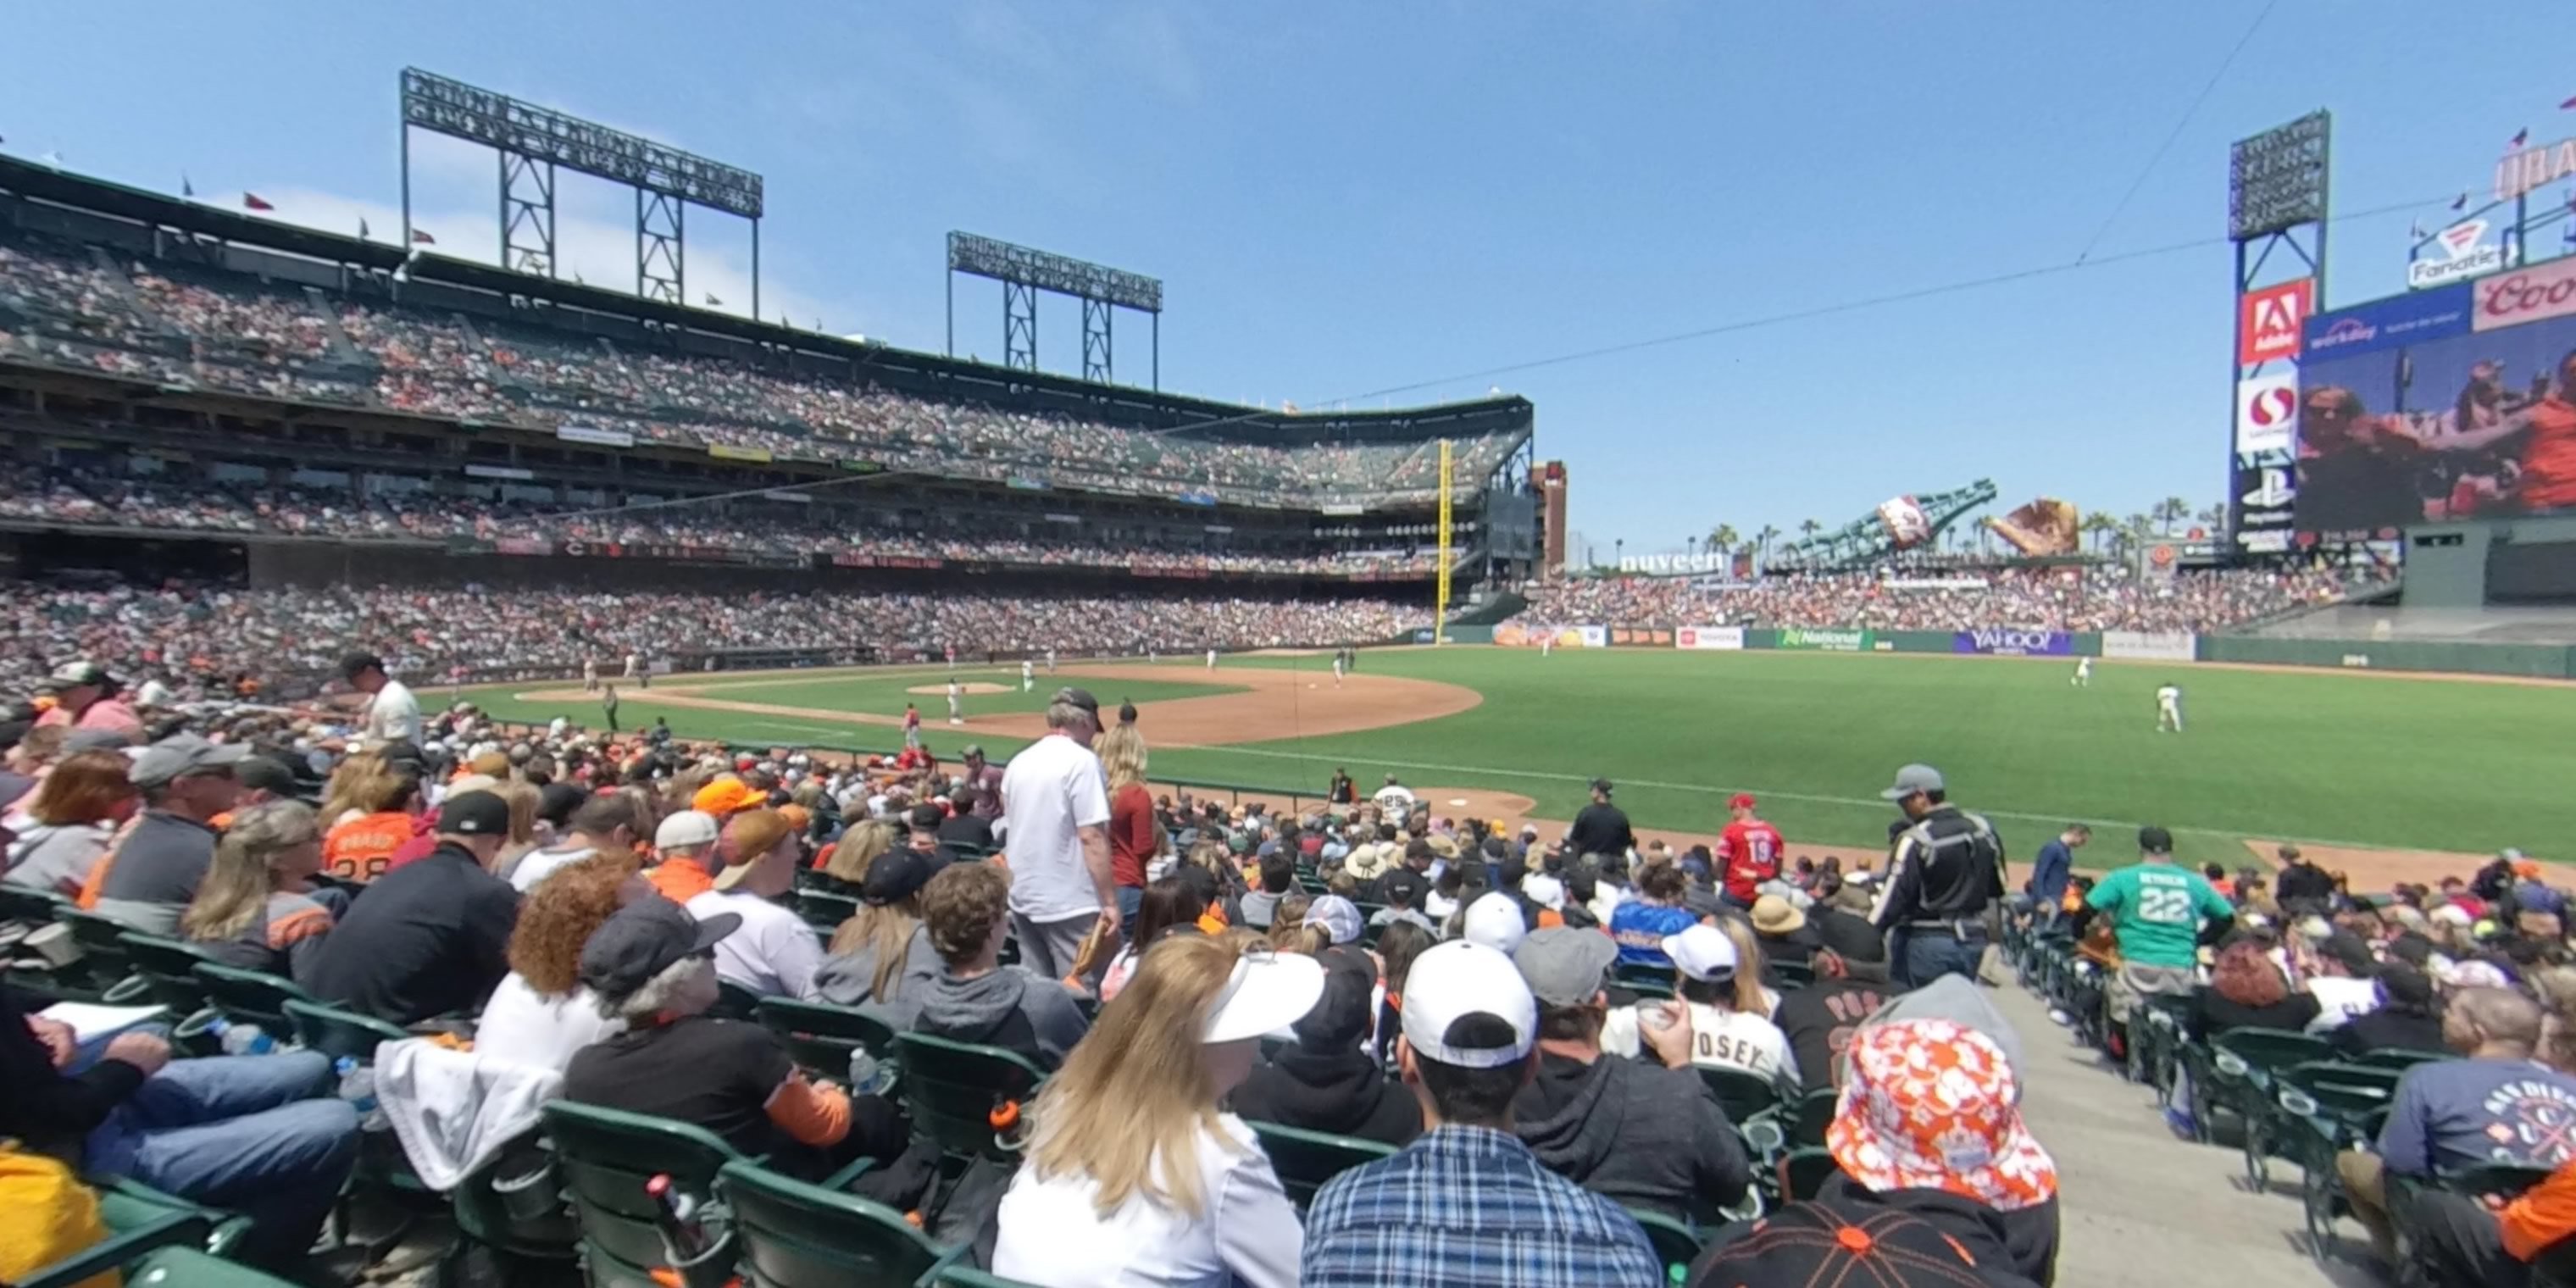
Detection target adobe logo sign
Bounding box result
[2474,257,2576,332]
[2239,278,2313,365]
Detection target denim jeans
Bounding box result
[83,1050,360,1265]
[1893,926,1988,991]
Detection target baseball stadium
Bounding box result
[7,42,2576,1288]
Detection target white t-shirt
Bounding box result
[1602,1001,1801,1085]
[2306,976,2380,1032]
[364,679,421,746]
[2157,685,2182,708]
[1000,734,1113,922]
[475,973,624,1072]
[687,888,824,1001]
[991,1113,1302,1288]
[1374,785,1415,814]
[509,842,598,893]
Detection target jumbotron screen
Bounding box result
[2282,264,2576,541]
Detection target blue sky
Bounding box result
[1,2,2566,557]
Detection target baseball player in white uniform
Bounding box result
[2072,657,2092,687]
[1046,648,1058,674]
[1021,659,1035,691]
[582,658,598,692]
[947,678,964,724]
[2156,683,2184,732]
[1331,652,1346,687]
[1206,647,1218,671]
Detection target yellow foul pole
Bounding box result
[1435,438,1453,645]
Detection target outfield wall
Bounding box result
[1486,619,2576,679]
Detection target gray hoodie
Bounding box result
[1513,1051,1752,1222]
[812,924,943,1026]
[912,965,1090,1071]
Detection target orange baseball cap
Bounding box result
[691,776,768,816]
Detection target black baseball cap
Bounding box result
[579,897,740,1002]
[1291,957,1375,1051]
[907,802,945,832]
[439,791,511,837]
[1590,777,1613,795]
[1051,687,1100,715]
[862,847,945,907]
[1380,869,1428,908]
[337,652,386,680]
[236,755,300,797]
[1688,1198,1998,1287]
[539,782,588,827]
[2137,825,2174,855]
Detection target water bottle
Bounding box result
[646,1174,713,1263]
[335,1056,389,1131]
[847,1046,891,1097]
[207,1018,275,1056]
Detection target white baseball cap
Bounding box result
[1521,873,1566,912]
[1202,952,1325,1045]
[1662,925,1740,982]
[1304,896,1363,947]
[655,809,721,850]
[1400,941,1537,1070]
[1461,891,1527,953]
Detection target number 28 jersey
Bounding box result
[2085,863,2233,970]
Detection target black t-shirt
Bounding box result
[564,1015,795,1161]
[1772,978,1890,1093]
[2190,989,2322,1042]
[2334,1007,2448,1057]
[2274,862,2337,907]
[937,813,995,852]
[1809,906,1887,963]
[303,845,518,1024]
[1567,803,1634,859]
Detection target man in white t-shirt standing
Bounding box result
[341,652,421,748]
[1373,774,1416,821]
[1001,686,1118,980]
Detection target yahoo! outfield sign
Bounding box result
[1951,629,2073,657]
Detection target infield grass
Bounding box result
[471,648,2576,872]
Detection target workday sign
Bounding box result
[1951,629,2073,657]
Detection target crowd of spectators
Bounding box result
[0,464,1440,573]
[1507,566,2370,635]
[1,235,1524,507]
[0,580,1424,698]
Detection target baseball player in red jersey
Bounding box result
[1719,792,1785,909]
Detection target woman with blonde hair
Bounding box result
[819,818,896,891]
[319,752,394,828]
[492,780,542,876]
[180,801,334,981]
[477,857,645,1070]
[1715,914,1781,1017]
[813,847,943,1022]
[4,750,139,897]
[992,934,1315,1287]
[1096,724,1158,921]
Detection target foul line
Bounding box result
[1169,741,2447,855]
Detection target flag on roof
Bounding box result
[2451,192,2469,211]
[242,192,274,212]
[705,292,724,306]
[181,175,194,198]
[2562,94,2576,110]
[410,228,436,245]
[2512,128,2530,148]
[358,218,371,240]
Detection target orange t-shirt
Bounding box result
[645,861,714,902]
[2521,397,2576,511]
[2501,1159,2576,1262]
[323,812,418,884]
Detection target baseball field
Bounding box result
[468,647,2576,883]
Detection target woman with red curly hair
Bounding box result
[2190,935,2319,1041]
[475,856,646,1070]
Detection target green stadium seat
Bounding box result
[753,998,901,1083]
[189,962,315,1037]
[890,1032,1048,1165]
[1697,1064,1788,1129]
[795,890,858,932]
[2203,1028,2339,1192]
[1625,1207,1704,1286]
[541,1101,748,1286]
[54,908,153,1003]
[712,978,765,1021]
[1243,1119,1397,1209]
[115,931,219,1015]
[1776,1146,1840,1202]
[280,998,410,1065]
[120,1245,302,1286]
[716,1158,962,1287]
[441,1130,580,1281]
[927,1269,1046,1288]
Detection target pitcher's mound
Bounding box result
[908,682,1013,696]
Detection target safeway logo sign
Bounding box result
[2235,372,2299,455]
[2239,278,2312,365]
[2476,256,2576,331]
[2408,219,2510,289]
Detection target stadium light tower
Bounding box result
[398,69,767,313]
[945,232,1163,387]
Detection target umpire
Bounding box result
[1868,763,2006,989]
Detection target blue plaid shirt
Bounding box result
[1302,1124,1663,1287]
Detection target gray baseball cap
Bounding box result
[579,897,741,1003]
[1879,763,1945,801]
[1511,926,1618,1008]
[130,733,251,788]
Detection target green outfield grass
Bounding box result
[469,649,2576,872]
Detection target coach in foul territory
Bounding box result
[1868,763,2007,991]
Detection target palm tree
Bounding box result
[1798,519,1823,541]
[1707,524,1740,565]
[2124,513,2151,554]
[2160,496,2191,534]
[1755,525,1781,561]
[2081,511,2118,553]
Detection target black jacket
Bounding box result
[1568,803,1635,860]
[2190,990,2322,1043]
[1230,1045,1420,1146]
[1513,1051,1751,1222]
[0,985,147,1153]
[2334,1007,2449,1057]
[304,842,519,1024]
[1873,806,2005,930]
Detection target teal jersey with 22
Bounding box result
[2085,863,2232,969]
